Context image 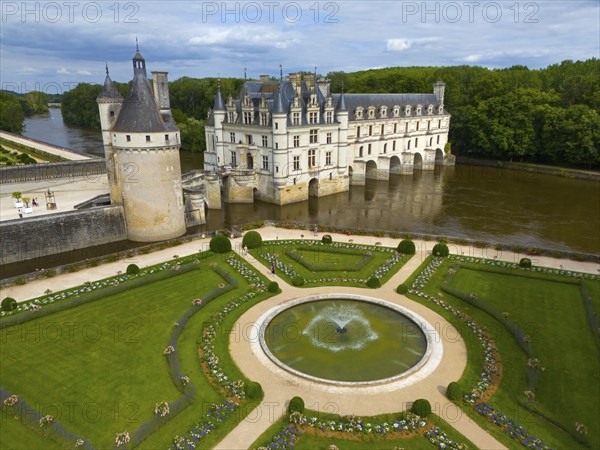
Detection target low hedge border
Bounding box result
[285,248,373,272]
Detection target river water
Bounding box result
[23,109,600,255]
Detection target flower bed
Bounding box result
[171,400,238,449]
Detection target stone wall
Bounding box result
[0,206,126,264]
[0,160,107,184]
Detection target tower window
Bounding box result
[126,135,131,142]
[146,135,151,142]
[110,111,115,117]
[165,134,169,141]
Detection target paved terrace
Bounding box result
[2,227,599,449]
[0,175,109,222]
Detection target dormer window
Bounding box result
[379,106,387,118]
[428,105,434,115]
[404,105,411,116]
[367,107,375,119]
[355,107,364,119]
[392,106,400,117]
[438,106,444,114]
[416,106,422,115]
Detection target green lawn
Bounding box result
[249,240,409,287]
[449,267,600,448]
[411,257,599,450]
[0,252,274,449]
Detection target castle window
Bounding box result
[393,107,400,117]
[245,134,253,145]
[437,135,440,144]
[416,106,422,115]
[110,111,115,117]
[326,151,332,165]
[380,124,385,135]
[429,137,433,146]
[393,123,397,133]
[260,112,269,126]
[292,112,300,125]
[427,120,431,130]
[438,119,442,128]
[368,108,375,118]
[275,143,279,149]
[309,111,318,124]
[146,135,151,142]
[231,151,237,166]
[383,143,387,154]
[230,132,235,143]
[359,146,363,157]
[355,108,363,119]
[126,135,131,142]
[428,105,434,114]
[415,137,419,147]
[308,149,316,168]
[393,141,396,151]
[262,135,268,147]
[356,126,361,138]
[243,112,253,125]
[326,132,332,144]
[293,135,300,147]
[275,123,278,130]
[380,106,387,118]
[310,129,318,144]
[293,156,300,171]
[326,111,333,123]
[405,122,408,133]
[262,155,269,170]
[369,125,373,136]
[438,106,444,114]
[368,143,372,155]
[416,122,420,131]
[404,106,411,116]
[228,112,235,122]
[165,134,169,141]
[407,140,411,150]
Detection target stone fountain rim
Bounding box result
[257,293,441,387]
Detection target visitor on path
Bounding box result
[18,209,23,218]
[271,264,276,275]
[313,225,318,236]
[243,245,248,255]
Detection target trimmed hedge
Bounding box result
[411,399,432,417]
[268,282,279,293]
[1,297,17,312]
[397,239,416,255]
[367,277,381,288]
[242,231,263,249]
[396,284,408,294]
[520,257,532,268]
[126,263,140,275]
[432,243,450,257]
[446,382,463,402]
[288,396,305,414]
[322,234,333,244]
[285,248,373,272]
[292,276,305,287]
[245,381,263,400]
[210,235,232,254]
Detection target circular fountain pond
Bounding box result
[259,294,436,385]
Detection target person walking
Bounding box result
[271,264,276,275]
[18,209,23,218]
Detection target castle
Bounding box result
[96,47,187,242]
[204,73,451,205]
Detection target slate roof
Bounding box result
[96,71,123,103]
[331,93,441,120]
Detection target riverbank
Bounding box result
[456,156,600,181]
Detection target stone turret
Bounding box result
[101,46,185,242]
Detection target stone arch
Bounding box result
[435,148,444,164]
[414,152,423,169]
[365,160,378,179]
[389,155,401,174]
[308,178,319,197]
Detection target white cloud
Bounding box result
[20,66,38,74]
[463,54,482,62]
[76,70,92,76]
[57,67,70,75]
[387,39,411,52]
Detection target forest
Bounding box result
[3,59,598,168]
[0,91,51,134]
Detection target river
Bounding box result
[23,109,600,255]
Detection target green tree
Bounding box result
[0,92,25,133]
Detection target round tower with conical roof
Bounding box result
[98,47,186,242]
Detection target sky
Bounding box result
[1,0,599,94]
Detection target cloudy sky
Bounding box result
[1,1,598,93]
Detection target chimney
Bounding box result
[260,74,270,82]
[433,81,445,109]
[152,72,171,111]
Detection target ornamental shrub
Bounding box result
[432,243,449,257]
[322,234,333,244]
[245,381,263,400]
[446,382,463,402]
[209,235,232,254]
[397,239,416,255]
[242,231,263,249]
[411,399,432,417]
[268,282,279,293]
[396,284,408,294]
[288,396,305,414]
[126,263,140,275]
[519,257,532,268]
[366,277,381,288]
[292,276,305,287]
[1,297,17,312]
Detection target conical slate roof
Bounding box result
[112,51,169,133]
[96,67,123,103]
[214,82,225,111]
[335,90,347,112]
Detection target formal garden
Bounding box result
[1,230,598,449]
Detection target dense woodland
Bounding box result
[2,59,598,168]
[0,91,51,133]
